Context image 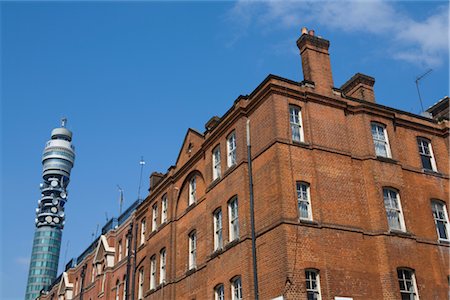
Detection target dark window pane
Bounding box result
[420,155,432,170]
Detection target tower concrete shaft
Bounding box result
[25,119,75,300]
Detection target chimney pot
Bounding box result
[301,27,308,35]
[308,29,315,36]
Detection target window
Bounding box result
[125,238,129,257]
[213,209,223,250]
[289,105,304,142]
[417,138,437,171]
[383,188,406,232]
[213,146,221,180]
[297,182,312,220]
[305,269,322,300]
[152,204,158,232]
[227,132,237,167]
[91,265,95,283]
[118,240,122,261]
[431,200,449,241]
[189,176,197,205]
[138,268,144,300]
[228,197,239,241]
[231,277,242,300]
[123,275,127,300]
[115,280,120,300]
[188,231,197,270]
[140,218,146,246]
[397,268,419,300]
[214,284,225,300]
[161,195,168,223]
[160,248,166,284]
[371,122,391,158]
[150,255,156,290]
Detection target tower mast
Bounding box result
[25,118,76,300]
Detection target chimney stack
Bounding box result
[341,73,376,103]
[297,27,334,94]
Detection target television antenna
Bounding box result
[137,156,146,201]
[415,69,432,112]
[117,185,124,215]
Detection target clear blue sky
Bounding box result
[1,1,448,299]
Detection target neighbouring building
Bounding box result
[38,28,449,300]
[26,119,76,300]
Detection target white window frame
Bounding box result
[417,137,437,171]
[213,209,223,251]
[227,132,237,167]
[383,188,406,232]
[125,238,129,257]
[215,284,225,300]
[188,231,197,270]
[228,197,239,241]
[140,218,146,246]
[150,255,156,290]
[297,182,312,221]
[431,200,450,241]
[305,269,322,300]
[138,268,144,300]
[231,276,242,300]
[161,195,168,223]
[213,146,221,180]
[159,248,166,284]
[152,203,158,232]
[115,280,120,300]
[118,240,122,261]
[289,105,304,143]
[371,122,392,158]
[189,176,196,205]
[397,268,419,299]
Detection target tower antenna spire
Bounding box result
[61,117,67,128]
[138,156,146,201]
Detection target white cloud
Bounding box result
[228,0,449,67]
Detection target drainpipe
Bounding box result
[246,119,259,300]
[79,264,87,300]
[131,222,138,300]
[125,223,133,300]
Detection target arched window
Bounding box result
[289,105,304,142]
[431,200,449,241]
[230,276,242,300]
[397,268,419,299]
[305,269,322,300]
[382,188,406,232]
[297,182,312,220]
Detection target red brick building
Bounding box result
[39,29,449,300]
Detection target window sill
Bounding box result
[376,156,397,164]
[186,268,196,276]
[185,202,197,214]
[292,140,310,148]
[208,177,221,190]
[210,248,224,259]
[224,163,238,177]
[299,219,319,226]
[438,239,450,245]
[423,169,441,176]
[224,238,239,250]
[389,229,412,237]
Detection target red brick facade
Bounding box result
[39,30,449,300]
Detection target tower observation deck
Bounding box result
[25,119,75,300]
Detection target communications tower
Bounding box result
[25,119,75,300]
